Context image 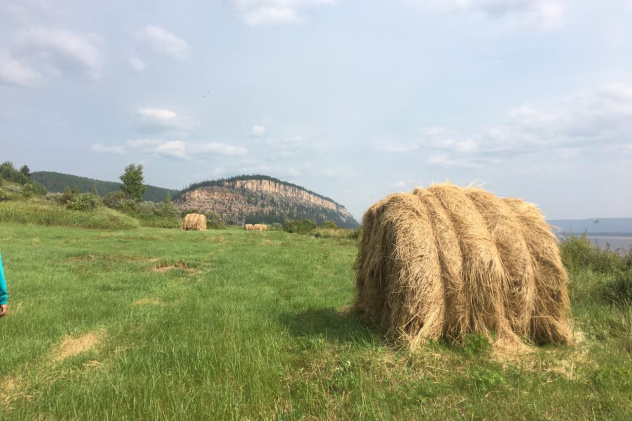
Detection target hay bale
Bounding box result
[182,213,207,231]
[353,182,571,349]
[253,224,267,231]
[245,224,254,231]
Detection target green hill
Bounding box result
[31,171,179,202]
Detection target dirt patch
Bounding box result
[68,254,96,261]
[0,375,30,408]
[153,261,192,273]
[133,298,162,305]
[56,331,104,361]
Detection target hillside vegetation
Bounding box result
[31,171,179,202]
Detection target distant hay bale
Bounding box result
[353,182,571,350]
[253,224,268,231]
[245,224,254,231]
[182,213,207,231]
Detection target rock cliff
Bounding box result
[174,176,359,228]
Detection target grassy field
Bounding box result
[1,222,631,420]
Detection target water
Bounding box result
[584,236,632,253]
[559,234,632,253]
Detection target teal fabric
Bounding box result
[0,253,7,305]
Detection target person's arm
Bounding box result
[0,253,7,318]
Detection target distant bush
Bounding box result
[0,189,8,202]
[269,222,284,231]
[321,220,338,229]
[22,183,34,198]
[65,193,101,212]
[285,219,317,234]
[103,191,140,214]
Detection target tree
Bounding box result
[119,164,147,202]
[20,165,31,178]
[91,183,99,196]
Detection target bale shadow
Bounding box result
[279,307,379,344]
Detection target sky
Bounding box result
[1,0,631,221]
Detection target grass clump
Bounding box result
[561,234,632,306]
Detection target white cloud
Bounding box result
[91,144,126,154]
[319,167,360,178]
[230,0,335,26]
[374,140,420,152]
[93,137,248,161]
[416,83,632,167]
[419,0,563,30]
[16,26,104,79]
[251,124,266,136]
[130,138,248,160]
[0,50,41,87]
[135,108,197,136]
[129,56,145,72]
[137,25,189,60]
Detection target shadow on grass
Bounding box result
[279,307,380,344]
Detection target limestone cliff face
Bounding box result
[175,177,359,228]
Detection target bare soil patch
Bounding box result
[56,331,104,361]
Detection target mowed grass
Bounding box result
[1,223,631,420]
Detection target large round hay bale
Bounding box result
[353,182,571,349]
[245,224,254,231]
[182,213,207,231]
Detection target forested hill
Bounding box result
[31,171,178,202]
[175,175,360,229]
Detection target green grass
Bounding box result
[1,223,631,420]
[0,200,140,229]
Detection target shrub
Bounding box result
[206,211,226,229]
[55,190,75,205]
[269,222,284,231]
[321,220,338,229]
[0,189,8,202]
[284,219,317,234]
[103,191,139,213]
[65,193,101,212]
[22,183,34,198]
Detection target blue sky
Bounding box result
[1,0,631,220]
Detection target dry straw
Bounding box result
[353,182,571,350]
[253,224,268,231]
[245,224,254,231]
[182,213,207,231]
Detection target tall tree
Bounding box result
[20,165,31,178]
[119,164,147,201]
